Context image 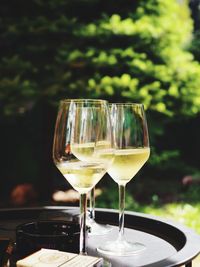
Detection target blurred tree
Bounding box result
[1,0,200,116]
[1,0,200,203]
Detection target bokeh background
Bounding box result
[0,0,200,240]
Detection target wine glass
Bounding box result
[53,99,114,254]
[97,103,150,256]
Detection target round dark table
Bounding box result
[0,206,199,267]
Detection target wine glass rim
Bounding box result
[110,102,144,106]
[60,99,108,104]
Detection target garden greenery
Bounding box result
[0,0,200,201]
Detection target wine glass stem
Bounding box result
[80,193,87,255]
[89,187,95,220]
[118,184,126,241]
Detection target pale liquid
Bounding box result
[71,142,114,165]
[71,142,94,162]
[56,161,106,194]
[108,148,150,185]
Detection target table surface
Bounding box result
[0,206,200,267]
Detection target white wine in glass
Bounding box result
[53,99,114,254]
[56,161,107,194]
[108,148,150,185]
[97,103,150,256]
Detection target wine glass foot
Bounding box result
[87,219,113,236]
[97,239,146,256]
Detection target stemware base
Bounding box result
[87,218,113,236]
[97,238,146,256]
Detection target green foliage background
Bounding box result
[2,0,200,114]
[1,0,200,205]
